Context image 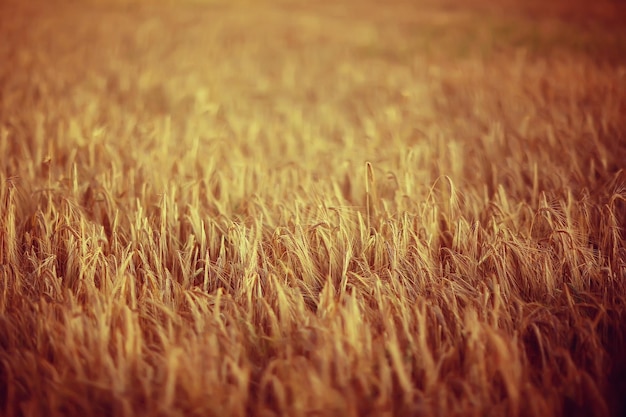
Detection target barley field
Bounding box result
[1,0,625,416]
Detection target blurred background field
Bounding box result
[1,0,625,416]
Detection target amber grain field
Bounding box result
[1,0,626,416]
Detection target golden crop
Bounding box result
[1,0,625,416]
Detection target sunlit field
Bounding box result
[1,0,625,416]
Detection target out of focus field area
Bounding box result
[1,0,626,416]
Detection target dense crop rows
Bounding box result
[1,0,625,416]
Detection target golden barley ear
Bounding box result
[0,178,17,267]
[365,161,378,231]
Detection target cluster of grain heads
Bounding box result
[2,131,625,416]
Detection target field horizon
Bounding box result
[1,0,626,416]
